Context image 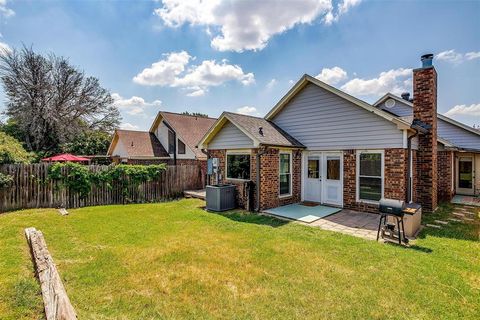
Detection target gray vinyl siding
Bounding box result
[271,83,404,149]
[377,99,412,117]
[438,119,480,150]
[208,121,254,149]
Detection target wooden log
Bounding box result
[25,227,77,320]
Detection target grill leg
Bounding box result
[396,217,402,245]
[401,218,407,243]
[376,215,384,241]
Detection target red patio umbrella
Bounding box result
[41,153,90,163]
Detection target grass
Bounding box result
[0,199,478,319]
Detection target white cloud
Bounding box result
[133,51,254,96]
[436,49,480,64]
[0,0,14,18]
[445,103,480,117]
[155,0,347,52]
[236,106,258,116]
[0,41,11,54]
[112,93,162,116]
[266,78,277,89]
[324,0,362,25]
[465,51,480,60]
[120,123,140,130]
[341,68,412,97]
[315,66,348,85]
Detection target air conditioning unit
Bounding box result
[206,184,236,211]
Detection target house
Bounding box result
[107,111,217,167]
[198,54,480,213]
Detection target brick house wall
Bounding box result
[413,66,438,212]
[208,147,301,211]
[437,150,454,201]
[344,148,409,214]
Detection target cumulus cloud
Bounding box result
[112,93,162,116]
[445,103,480,117]
[340,68,412,97]
[120,123,140,130]
[155,0,361,52]
[0,0,14,18]
[266,78,277,89]
[436,49,480,64]
[0,41,11,54]
[236,106,258,116]
[324,0,362,25]
[133,51,254,96]
[315,66,348,85]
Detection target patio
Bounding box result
[262,203,380,241]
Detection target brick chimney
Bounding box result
[413,54,438,212]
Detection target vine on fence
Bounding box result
[47,163,167,199]
[0,172,14,188]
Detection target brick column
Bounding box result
[437,150,454,201]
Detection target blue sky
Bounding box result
[0,0,479,130]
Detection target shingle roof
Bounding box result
[114,130,169,158]
[224,112,305,148]
[159,112,217,159]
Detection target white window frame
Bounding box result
[225,150,251,181]
[279,150,293,198]
[356,150,384,204]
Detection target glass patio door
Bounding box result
[457,156,474,195]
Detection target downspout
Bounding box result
[406,129,419,203]
[200,148,209,186]
[256,146,268,212]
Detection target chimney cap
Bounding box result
[401,92,410,100]
[421,53,434,68]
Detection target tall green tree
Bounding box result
[0,131,32,164]
[61,130,111,155]
[0,46,121,155]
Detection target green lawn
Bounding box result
[0,199,478,319]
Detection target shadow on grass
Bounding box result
[417,202,479,242]
[201,207,290,228]
[384,242,433,253]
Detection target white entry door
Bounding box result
[456,156,474,195]
[304,154,321,202]
[323,154,343,206]
[303,152,343,206]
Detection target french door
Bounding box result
[303,152,343,206]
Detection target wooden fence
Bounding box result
[0,163,203,213]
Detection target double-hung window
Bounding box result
[279,152,292,196]
[226,153,250,180]
[357,151,383,202]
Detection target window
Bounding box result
[326,157,340,180]
[168,130,175,154]
[178,139,186,154]
[308,157,319,179]
[357,151,383,202]
[226,153,250,180]
[279,153,291,196]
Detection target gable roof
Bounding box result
[198,112,305,149]
[150,111,217,159]
[265,74,412,130]
[374,93,480,137]
[107,130,169,158]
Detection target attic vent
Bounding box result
[385,98,396,109]
[259,127,264,136]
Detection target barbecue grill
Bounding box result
[377,199,409,245]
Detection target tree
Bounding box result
[61,130,111,155]
[181,111,209,118]
[0,131,32,164]
[0,46,121,155]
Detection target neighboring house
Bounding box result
[108,111,217,167]
[198,54,480,213]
